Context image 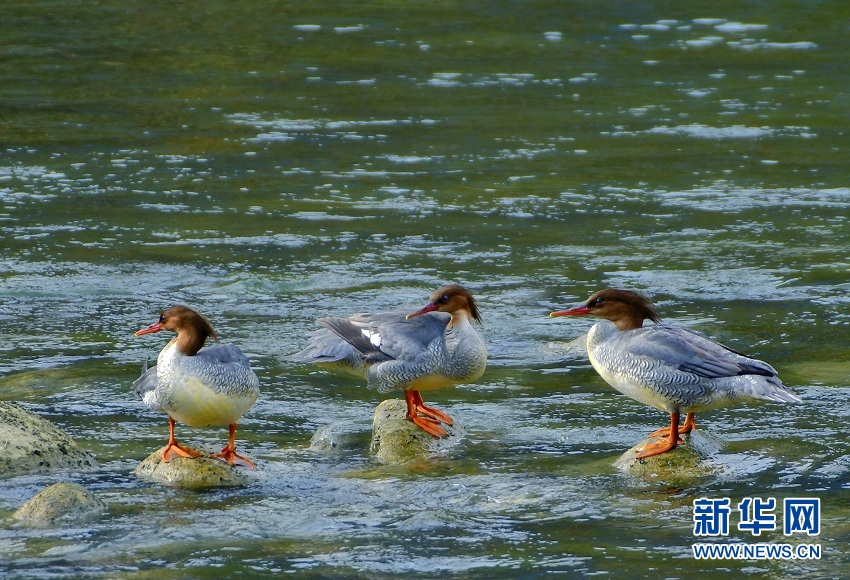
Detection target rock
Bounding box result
[370,399,463,464]
[310,421,369,452]
[0,401,98,479]
[613,429,724,479]
[13,482,106,525]
[134,447,252,489]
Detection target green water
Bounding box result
[2,1,849,577]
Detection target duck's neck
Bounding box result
[175,329,207,356]
[448,310,474,327]
[614,316,645,332]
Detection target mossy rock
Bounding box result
[613,429,724,479]
[0,401,98,478]
[370,399,463,464]
[134,447,252,489]
[13,482,106,525]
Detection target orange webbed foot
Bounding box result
[635,435,679,459]
[210,447,256,469]
[409,414,449,437]
[646,429,684,443]
[648,426,681,438]
[415,403,454,426]
[162,441,202,462]
[636,412,682,459]
[208,424,255,468]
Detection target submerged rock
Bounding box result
[310,421,369,452]
[134,447,252,489]
[613,429,724,479]
[0,401,98,479]
[370,399,463,464]
[13,482,106,525]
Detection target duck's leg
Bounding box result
[210,424,256,469]
[404,390,449,437]
[649,412,696,439]
[680,412,696,434]
[162,417,202,462]
[637,413,680,459]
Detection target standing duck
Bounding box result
[133,306,260,468]
[291,285,487,437]
[550,289,801,458]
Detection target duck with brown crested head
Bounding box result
[550,288,801,459]
[133,305,260,468]
[291,285,487,437]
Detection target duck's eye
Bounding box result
[592,297,604,307]
[159,314,166,323]
[438,294,449,304]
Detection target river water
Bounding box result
[1,1,848,578]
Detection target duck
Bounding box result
[133,305,260,468]
[550,288,801,458]
[291,285,487,437]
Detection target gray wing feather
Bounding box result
[623,325,777,379]
[356,310,449,360]
[289,327,365,364]
[131,359,162,411]
[132,359,157,397]
[290,310,454,392]
[196,344,251,366]
[317,318,394,363]
[607,324,801,406]
[292,310,449,365]
[184,345,260,393]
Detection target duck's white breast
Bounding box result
[167,374,258,427]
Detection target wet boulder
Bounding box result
[13,482,106,525]
[370,399,463,464]
[134,447,252,489]
[0,402,98,478]
[613,429,723,479]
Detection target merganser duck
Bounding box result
[133,306,260,468]
[550,289,802,459]
[291,285,487,437]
